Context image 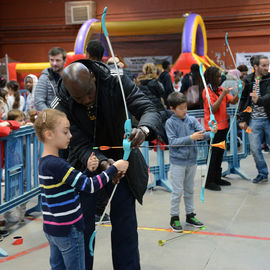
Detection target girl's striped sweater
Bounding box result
[39,155,117,236]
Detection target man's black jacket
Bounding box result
[239,72,270,124]
[55,59,161,204]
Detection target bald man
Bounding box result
[52,59,161,270]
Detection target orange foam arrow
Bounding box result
[243,106,252,113]
[99,145,123,150]
[245,127,251,133]
[211,140,226,150]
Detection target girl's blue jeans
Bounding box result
[45,226,85,270]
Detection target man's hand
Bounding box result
[239,122,247,130]
[250,91,259,104]
[87,152,99,172]
[128,128,146,148]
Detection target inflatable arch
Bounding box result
[74,13,221,74]
[172,13,221,74]
[8,13,221,86]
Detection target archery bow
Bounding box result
[224,32,243,144]
[199,63,217,203]
[89,6,132,256]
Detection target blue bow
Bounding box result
[89,6,132,257]
[226,80,243,143]
[199,63,217,202]
[224,32,243,143]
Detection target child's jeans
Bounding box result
[45,226,85,270]
[170,164,197,217]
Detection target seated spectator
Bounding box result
[7,80,25,111]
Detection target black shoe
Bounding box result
[170,216,183,232]
[186,213,204,228]
[219,179,231,186]
[95,213,110,224]
[252,175,268,184]
[205,182,221,191]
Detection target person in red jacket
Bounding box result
[0,97,20,237]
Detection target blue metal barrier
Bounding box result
[0,126,42,215]
[143,108,250,191]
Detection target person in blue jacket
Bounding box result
[165,92,216,232]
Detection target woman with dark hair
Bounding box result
[202,67,239,191]
[180,64,204,109]
[7,80,25,111]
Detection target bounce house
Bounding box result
[8,13,221,86]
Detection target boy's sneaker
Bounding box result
[252,175,268,184]
[186,213,204,228]
[95,213,110,224]
[170,216,183,232]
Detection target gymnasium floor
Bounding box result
[0,152,270,270]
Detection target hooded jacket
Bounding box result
[24,74,38,112]
[54,59,161,204]
[34,68,58,111]
[138,78,165,112]
[239,72,270,124]
[165,114,210,166]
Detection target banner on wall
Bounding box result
[236,52,270,72]
[123,55,173,74]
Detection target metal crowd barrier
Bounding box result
[142,108,250,192]
[0,108,251,213]
[0,126,42,215]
